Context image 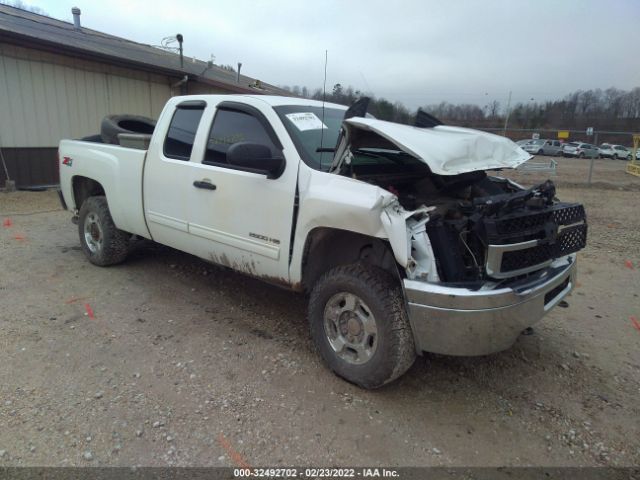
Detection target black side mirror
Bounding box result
[226,142,285,179]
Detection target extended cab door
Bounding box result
[184,100,298,283]
[143,100,208,252]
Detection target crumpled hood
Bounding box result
[339,117,532,175]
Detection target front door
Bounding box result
[185,101,298,282]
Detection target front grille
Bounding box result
[501,244,553,272]
[484,203,587,278]
[558,223,588,252]
[498,224,587,273]
[495,211,550,235]
[552,205,586,225]
[489,204,585,238]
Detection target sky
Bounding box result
[18,0,640,111]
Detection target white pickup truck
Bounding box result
[58,95,587,388]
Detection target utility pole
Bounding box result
[502,90,512,137]
[588,131,598,185]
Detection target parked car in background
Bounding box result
[610,144,631,160]
[523,139,563,156]
[598,144,614,158]
[562,142,600,158]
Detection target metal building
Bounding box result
[0,4,287,187]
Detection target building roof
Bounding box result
[242,95,346,109]
[0,4,288,95]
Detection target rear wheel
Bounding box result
[308,263,416,389]
[579,152,585,158]
[537,149,544,155]
[78,196,129,266]
[613,154,618,160]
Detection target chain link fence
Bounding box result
[477,127,640,189]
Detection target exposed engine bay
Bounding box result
[345,162,587,285]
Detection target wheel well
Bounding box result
[72,176,105,210]
[301,227,399,293]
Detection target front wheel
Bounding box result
[78,196,130,266]
[308,263,416,389]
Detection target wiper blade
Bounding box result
[316,147,335,153]
[353,149,405,166]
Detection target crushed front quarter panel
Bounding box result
[290,164,440,285]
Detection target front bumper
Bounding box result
[403,255,577,356]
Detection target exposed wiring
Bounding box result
[459,230,480,270]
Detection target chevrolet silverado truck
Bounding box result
[58,95,587,388]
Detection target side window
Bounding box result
[163,107,205,160]
[204,109,278,166]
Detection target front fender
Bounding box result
[290,167,439,284]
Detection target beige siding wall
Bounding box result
[0,43,174,147]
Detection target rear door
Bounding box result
[143,100,207,253]
[184,100,299,282]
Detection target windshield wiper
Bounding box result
[353,149,406,166]
[316,147,335,153]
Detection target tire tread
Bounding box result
[308,262,415,389]
[78,196,129,266]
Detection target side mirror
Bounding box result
[226,142,285,179]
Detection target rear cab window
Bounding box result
[163,104,206,160]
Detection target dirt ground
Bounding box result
[0,185,639,468]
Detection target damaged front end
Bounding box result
[329,104,587,355]
[380,176,587,286]
[377,176,586,356]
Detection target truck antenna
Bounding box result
[319,49,328,168]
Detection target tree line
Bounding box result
[279,84,640,140]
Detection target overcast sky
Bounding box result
[25,0,640,110]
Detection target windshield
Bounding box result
[530,139,544,145]
[274,105,345,170]
[567,142,579,147]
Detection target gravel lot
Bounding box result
[0,184,639,467]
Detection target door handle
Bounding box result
[193,180,216,191]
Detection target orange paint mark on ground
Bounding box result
[217,433,251,469]
[624,260,634,270]
[631,316,640,332]
[84,303,95,319]
[13,234,26,241]
[3,218,12,227]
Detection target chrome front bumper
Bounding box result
[403,255,577,356]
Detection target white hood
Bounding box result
[337,117,532,176]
